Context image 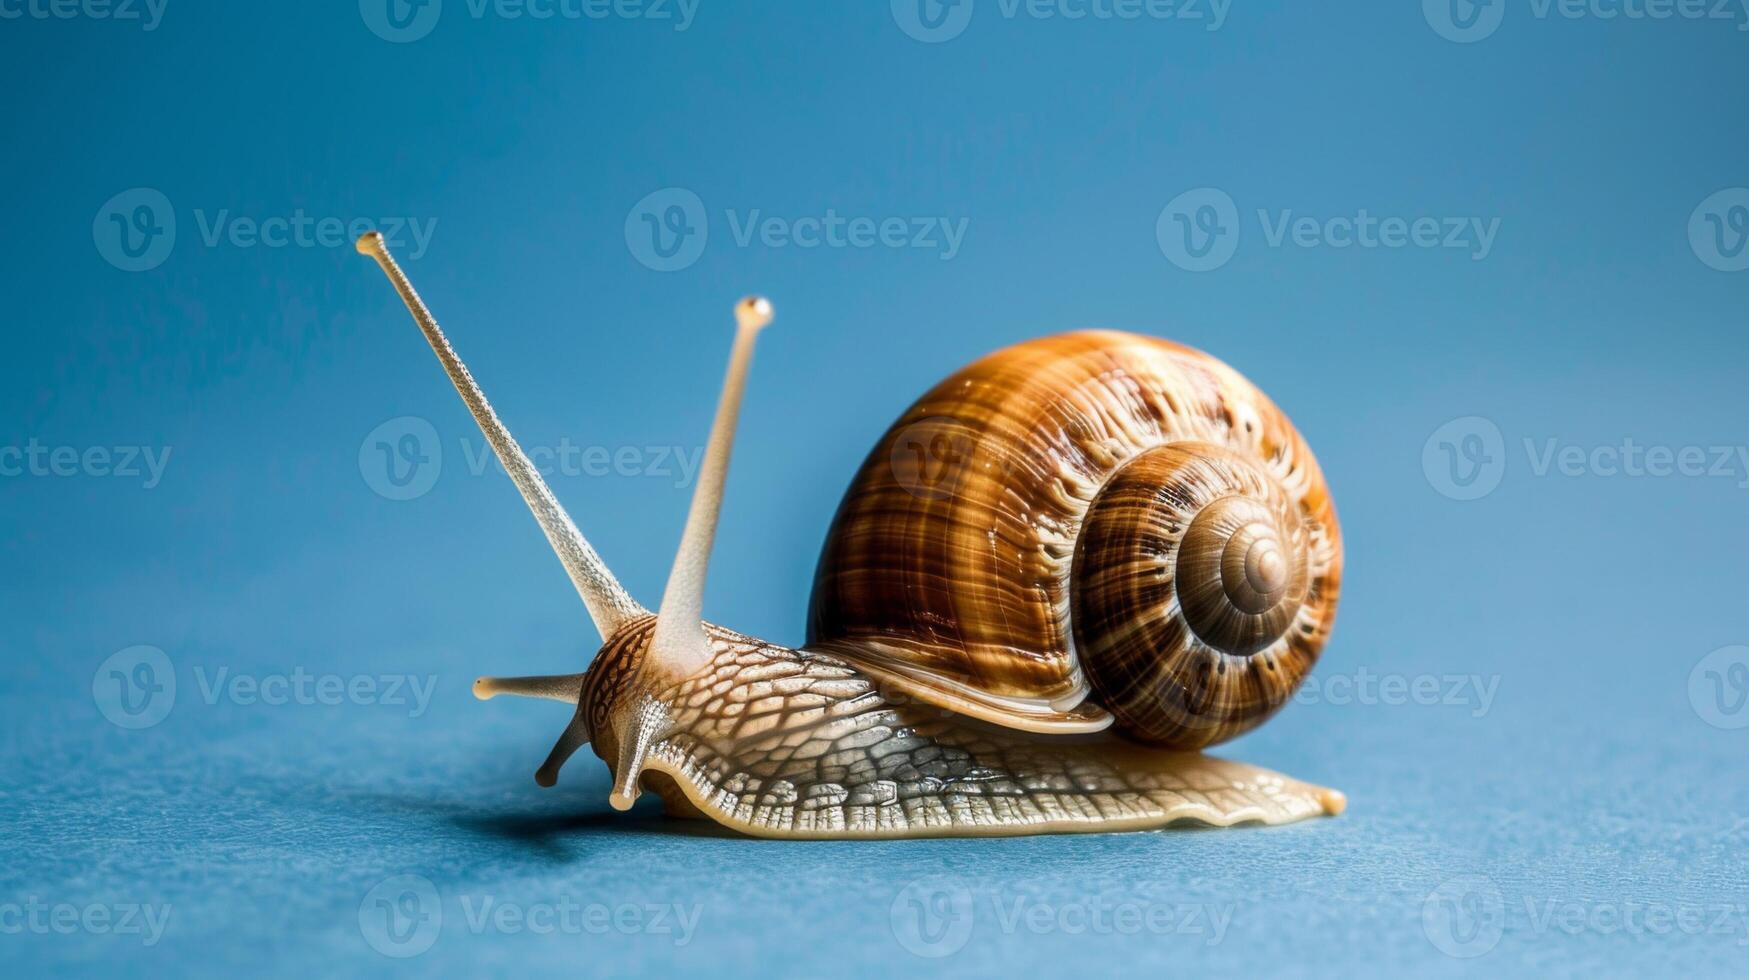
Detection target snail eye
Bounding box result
[737,296,775,327]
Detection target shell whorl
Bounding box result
[1073,442,1320,747]
[807,330,1342,745]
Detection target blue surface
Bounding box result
[3,2,1748,977]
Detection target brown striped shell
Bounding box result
[805,330,1342,749]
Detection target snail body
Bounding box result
[357,232,1345,839]
[578,617,1340,838]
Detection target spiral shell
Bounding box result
[806,330,1342,747]
[1071,442,1316,747]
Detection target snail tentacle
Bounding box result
[534,705,592,788]
[356,233,646,640]
[647,297,774,683]
[472,674,585,704]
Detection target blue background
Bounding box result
[3,0,1747,976]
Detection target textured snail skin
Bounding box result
[581,618,1345,839]
[809,331,1342,746]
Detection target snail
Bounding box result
[356,232,1345,839]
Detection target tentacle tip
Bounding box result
[534,767,559,788]
[735,296,773,332]
[608,788,638,811]
[355,231,386,256]
[472,677,497,701]
[1318,788,1347,816]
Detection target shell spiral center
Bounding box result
[1071,441,1326,748]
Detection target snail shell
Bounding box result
[807,330,1342,748]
